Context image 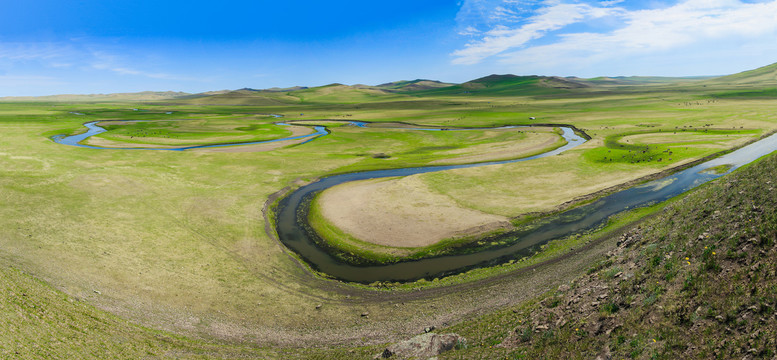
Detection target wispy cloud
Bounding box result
[453,1,623,64]
[0,43,76,62]
[88,51,191,80]
[453,0,777,68]
[0,41,194,81]
[0,75,64,88]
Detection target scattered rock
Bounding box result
[379,348,394,358]
[315,304,322,310]
[361,311,370,317]
[424,326,436,333]
[375,333,465,359]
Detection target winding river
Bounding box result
[51,120,329,151]
[276,131,777,283]
[52,118,777,283]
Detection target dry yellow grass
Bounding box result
[317,176,511,247]
[430,128,561,164]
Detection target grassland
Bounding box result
[1,63,777,358]
[92,118,294,146]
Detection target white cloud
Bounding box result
[88,51,186,80]
[452,1,624,64]
[459,26,482,36]
[0,42,193,81]
[0,43,75,62]
[0,75,62,86]
[453,0,777,70]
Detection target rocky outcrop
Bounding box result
[376,333,465,359]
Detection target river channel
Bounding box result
[52,119,777,283]
[276,131,777,283]
[51,119,329,151]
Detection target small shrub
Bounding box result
[601,302,619,315]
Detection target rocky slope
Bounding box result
[436,152,777,359]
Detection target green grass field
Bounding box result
[93,118,294,146]
[1,63,777,358]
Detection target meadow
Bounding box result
[1,65,777,358]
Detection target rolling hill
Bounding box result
[412,74,590,97]
[178,89,296,105]
[706,61,777,86]
[0,91,192,102]
[285,83,408,103]
[375,79,455,92]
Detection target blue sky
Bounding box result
[1,0,777,96]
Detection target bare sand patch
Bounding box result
[317,176,512,248]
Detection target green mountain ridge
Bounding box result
[4,61,777,102]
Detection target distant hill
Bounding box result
[179,89,296,105]
[413,74,589,96]
[375,79,455,92]
[582,76,710,86]
[285,83,407,104]
[705,62,777,86]
[701,62,777,98]
[7,61,777,103]
[0,91,191,102]
[260,86,309,92]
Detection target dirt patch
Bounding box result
[317,176,512,247]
